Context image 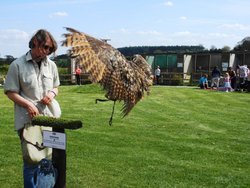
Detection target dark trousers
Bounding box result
[238,78,247,90]
[247,81,250,92]
[156,75,160,84]
[76,74,81,85]
[200,83,208,89]
[230,77,236,90]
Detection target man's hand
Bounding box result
[5,91,40,118]
[41,92,55,105]
[26,101,40,118]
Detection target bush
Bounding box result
[58,67,70,74]
[171,74,183,85]
[0,64,9,75]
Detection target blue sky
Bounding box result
[1,0,250,57]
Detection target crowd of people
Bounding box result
[199,65,250,92]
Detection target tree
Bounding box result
[221,45,231,52]
[5,55,14,60]
[210,45,217,51]
[234,36,250,51]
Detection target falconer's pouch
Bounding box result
[21,123,52,165]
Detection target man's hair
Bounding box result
[29,29,57,54]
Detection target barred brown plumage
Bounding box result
[62,27,153,124]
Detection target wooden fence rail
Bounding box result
[156,72,204,85]
[59,73,91,85]
[59,72,203,86]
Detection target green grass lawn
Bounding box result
[0,85,250,187]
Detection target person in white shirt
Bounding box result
[155,66,161,85]
[237,65,249,91]
[247,66,250,92]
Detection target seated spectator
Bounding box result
[199,74,208,89]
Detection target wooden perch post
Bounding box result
[32,116,83,188]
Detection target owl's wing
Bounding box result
[62,27,153,117]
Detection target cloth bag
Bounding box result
[47,99,61,118]
[21,124,52,165]
[21,99,61,165]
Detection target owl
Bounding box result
[62,27,153,124]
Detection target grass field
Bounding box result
[0,84,250,187]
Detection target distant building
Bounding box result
[145,51,250,85]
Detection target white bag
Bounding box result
[47,99,61,118]
[21,124,52,165]
[21,99,61,165]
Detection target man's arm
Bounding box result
[5,91,40,118]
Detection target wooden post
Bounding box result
[32,116,83,188]
[53,128,66,188]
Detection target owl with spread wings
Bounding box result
[62,27,153,124]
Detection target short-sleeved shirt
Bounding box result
[199,77,208,84]
[4,51,60,130]
[75,68,81,75]
[211,69,221,78]
[155,68,161,76]
[239,66,249,78]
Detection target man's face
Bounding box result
[32,35,53,61]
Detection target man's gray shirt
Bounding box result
[4,51,60,130]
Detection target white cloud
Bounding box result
[110,28,131,34]
[0,29,29,40]
[219,23,250,31]
[208,32,232,38]
[0,29,30,57]
[180,16,187,20]
[136,30,162,36]
[111,28,162,36]
[49,11,68,18]
[174,31,191,37]
[163,1,173,7]
[167,30,240,49]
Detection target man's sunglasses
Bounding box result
[43,45,53,52]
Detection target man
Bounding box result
[4,29,60,187]
[237,65,249,91]
[75,66,82,85]
[155,66,161,85]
